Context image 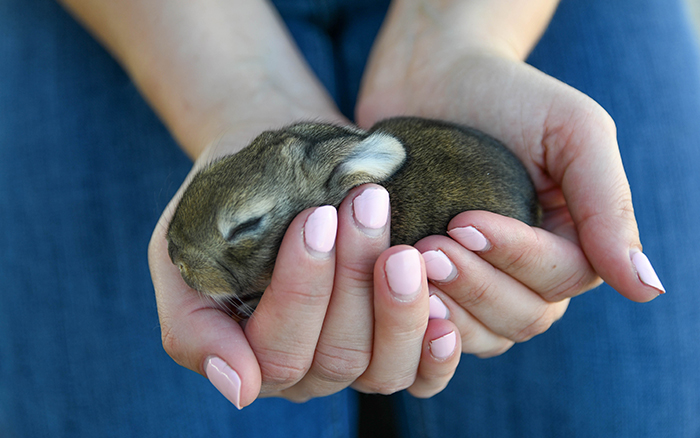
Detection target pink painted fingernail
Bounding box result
[422,250,457,282]
[429,294,449,320]
[304,205,338,254]
[631,251,666,294]
[205,356,242,409]
[429,331,456,360]
[353,187,390,232]
[385,249,422,299]
[448,226,490,252]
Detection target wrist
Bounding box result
[118,3,342,160]
[385,0,560,60]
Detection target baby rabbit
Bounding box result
[167,117,541,316]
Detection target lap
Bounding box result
[397,0,700,436]
[0,1,356,437]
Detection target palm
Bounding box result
[358,41,655,302]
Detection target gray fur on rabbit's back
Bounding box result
[166,117,541,314]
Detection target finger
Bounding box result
[149,219,261,409]
[447,211,602,302]
[543,99,665,301]
[429,286,514,358]
[282,184,391,401]
[407,318,461,398]
[244,206,337,394]
[352,246,430,395]
[415,235,568,343]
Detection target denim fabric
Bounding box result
[0,1,357,437]
[396,1,700,437]
[1,0,699,437]
[275,0,390,117]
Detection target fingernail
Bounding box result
[304,205,338,254]
[353,187,390,233]
[422,250,457,282]
[429,294,449,320]
[448,226,490,252]
[429,331,456,360]
[205,356,242,409]
[385,249,422,299]
[631,251,666,294]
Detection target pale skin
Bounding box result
[58,0,663,408]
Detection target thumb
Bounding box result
[544,95,665,302]
[149,215,262,408]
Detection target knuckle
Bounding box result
[592,105,617,136]
[544,268,601,302]
[459,325,514,359]
[542,94,617,164]
[358,375,415,395]
[267,282,329,309]
[286,395,311,403]
[160,325,185,365]
[501,241,540,273]
[475,341,515,359]
[160,322,197,372]
[577,97,617,138]
[280,390,316,404]
[417,366,456,385]
[408,381,449,399]
[512,305,558,342]
[337,260,375,288]
[312,346,372,384]
[458,279,493,309]
[258,350,311,391]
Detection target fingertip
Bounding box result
[630,250,666,293]
[423,250,458,283]
[205,356,243,409]
[428,330,458,361]
[407,319,462,398]
[384,247,424,301]
[203,349,263,409]
[623,250,665,302]
[351,185,390,232]
[304,205,338,256]
[429,293,450,320]
[447,225,491,252]
[587,246,665,303]
[159,301,262,409]
[424,319,461,357]
[577,208,664,302]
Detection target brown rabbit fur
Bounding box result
[167,117,541,316]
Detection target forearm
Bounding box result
[58,0,339,159]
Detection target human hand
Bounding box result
[355,0,664,352]
[413,213,575,357]
[150,141,463,406]
[244,183,463,401]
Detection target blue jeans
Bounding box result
[1,0,699,436]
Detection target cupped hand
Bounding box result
[414,212,580,357]
[357,1,664,307]
[354,0,664,355]
[249,184,462,401]
[150,148,463,407]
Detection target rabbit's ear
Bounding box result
[330,133,406,190]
